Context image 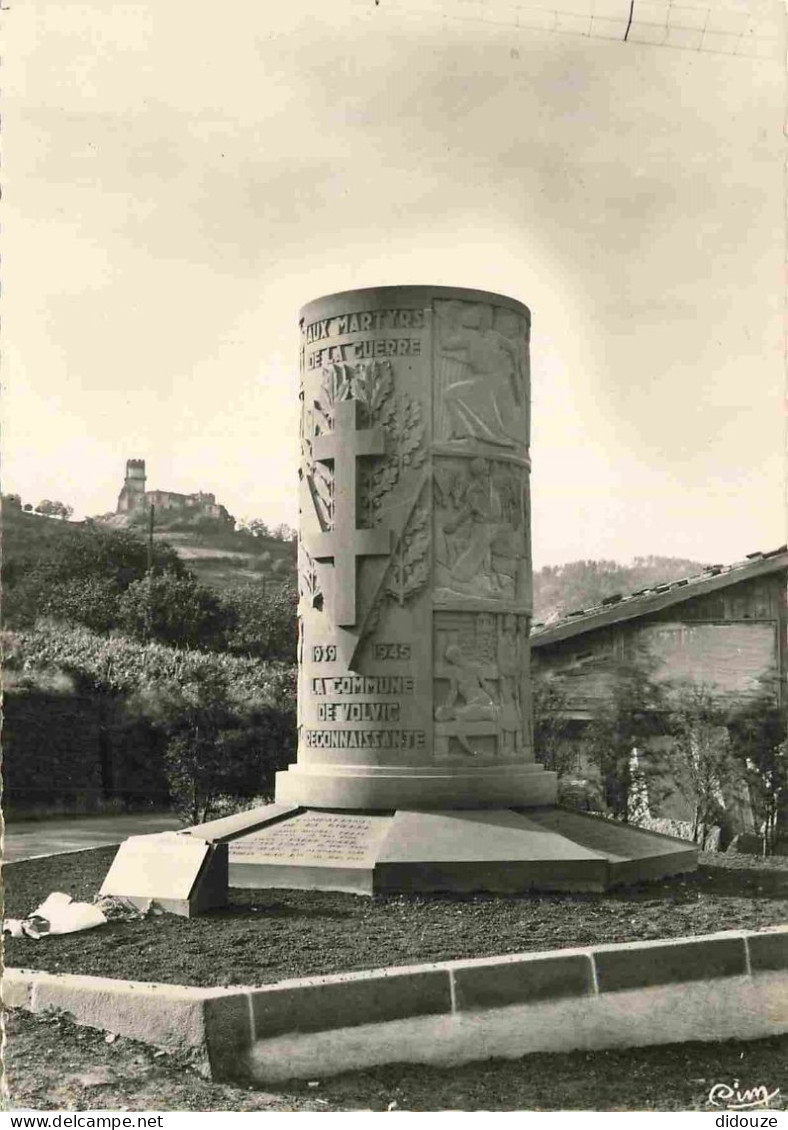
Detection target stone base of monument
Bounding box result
[181,804,698,897]
[100,832,229,918]
[274,762,557,810]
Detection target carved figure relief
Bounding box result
[435,643,499,756]
[433,611,530,761]
[434,457,527,601]
[434,300,528,448]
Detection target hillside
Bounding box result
[532,555,711,624]
[2,507,83,576]
[3,507,708,613]
[2,506,296,596]
[93,513,296,591]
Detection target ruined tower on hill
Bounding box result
[116,459,235,527]
[117,459,147,513]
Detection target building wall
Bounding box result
[532,573,784,718]
[639,621,776,698]
[531,570,785,834]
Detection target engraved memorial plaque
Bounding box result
[229,810,392,869]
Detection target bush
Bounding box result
[727,682,788,855]
[663,684,741,847]
[33,576,125,634]
[221,581,297,662]
[532,676,577,778]
[117,573,233,650]
[130,667,282,823]
[583,652,672,823]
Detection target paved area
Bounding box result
[3,814,182,863]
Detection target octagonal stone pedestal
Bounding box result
[185,804,698,896]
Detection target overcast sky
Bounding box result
[5,0,784,568]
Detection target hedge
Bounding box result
[2,621,297,815]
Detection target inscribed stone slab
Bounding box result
[228,810,393,869]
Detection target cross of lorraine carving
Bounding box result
[304,399,391,628]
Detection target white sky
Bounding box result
[5,0,785,568]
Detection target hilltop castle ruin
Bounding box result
[116,460,234,527]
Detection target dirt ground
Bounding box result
[3,1009,787,1112]
[4,848,788,987]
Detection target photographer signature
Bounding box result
[709,1080,781,1110]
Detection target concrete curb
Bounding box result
[4,925,788,1083]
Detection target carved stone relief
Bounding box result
[359,485,431,648]
[299,355,429,641]
[302,360,426,535]
[434,300,528,449]
[434,457,527,602]
[433,611,530,761]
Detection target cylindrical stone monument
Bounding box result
[104,286,698,903]
[275,286,557,811]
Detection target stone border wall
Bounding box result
[4,926,787,1083]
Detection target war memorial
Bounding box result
[103,286,697,910]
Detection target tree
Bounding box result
[271,523,297,542]
[531,676,577,779]
[128,661,297,825]
[3,524,186,628]
[2,493,22,510]
[34,499,72,519]
[583,652,671,822]
[664,684,742,847]
[727,680,788,855]
[130,668,251,824]
[118,572,232,651]
[237,518,271,538]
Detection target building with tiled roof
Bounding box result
[531,546,788,720]
[530,547,787,843]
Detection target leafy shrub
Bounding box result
[117,572,233,650]
[130,666,286,823]
[32,576,125,634]
[221,581,297,662]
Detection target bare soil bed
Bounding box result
[4,1009,787,1112]
[4,847,788,987]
